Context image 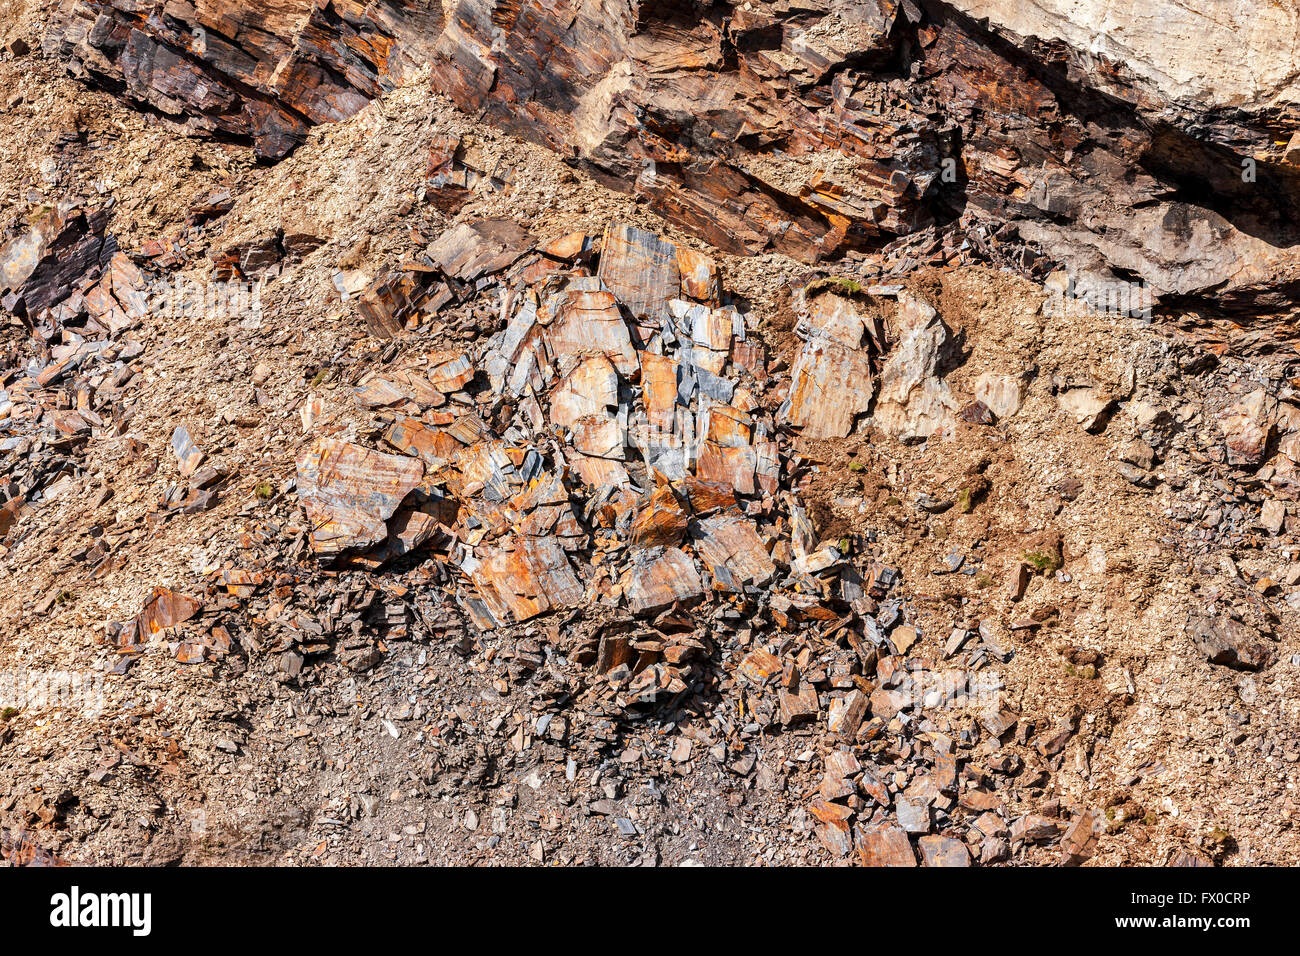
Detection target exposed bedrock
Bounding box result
[41,0,1300,314]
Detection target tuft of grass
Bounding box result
[806,276,866,297]
[255,482,275,500]
[1023,549,1062,573]
[848,460,866,472]
[1,707,18,721]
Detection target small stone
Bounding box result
[1261,499,1286,535]
[917,835,970,867]
[856,827,917,867]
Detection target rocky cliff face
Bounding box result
[42,1,1300,315]
[3,0,1299,870]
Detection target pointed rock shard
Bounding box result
[873,294,958,443]
[171,425,203,478]
[597,223,680,322]
[693,514,775,587]
[471,535,583,625]
[296,439,424,556]
[857,827,918,867]
[622,546,706,615]
[135,587,203,636]
[1061,809,1100,866]
[784,291,876,439]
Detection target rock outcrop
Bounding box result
[41,0,1300,318]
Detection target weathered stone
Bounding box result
[296,439,424,556]
[622,547,705,615]
[1188,615,1271,671]
[472,535,584,625]
[974,372,1025,420]
[1218,390,1276,467]
[856,827,917,867]
[1061,809,1100,866]
[917,835,970,867]
[872,295,958,443]
[1058,387,1113,432]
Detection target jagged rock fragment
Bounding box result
[296,439,424,556]
[622,547,705,615]
[1189,615,1270,671]
[872,295,958,443]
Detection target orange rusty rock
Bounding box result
[675,246,719,303]
[357,270,427,337]
[471,535,583,624]
[135,586,203,635]
[695,442,756,496]
[426,351,474,392]
[0,829,68,867]
[596,222,680,322]
[384,417,463,471]
[0,497,25,537]
[704,404,753,447]
[681,477,737,514]
[629,483,689,548]
[857,827,919,867]
[541,232,592,261]
[345,508,444,570]
[217,569,265,598]
[639,351,678,433]
[567,453,631,490]
[737,647,781,685]
[447,439,517,501]
[296,439,424,556]
[809,797,853,825]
